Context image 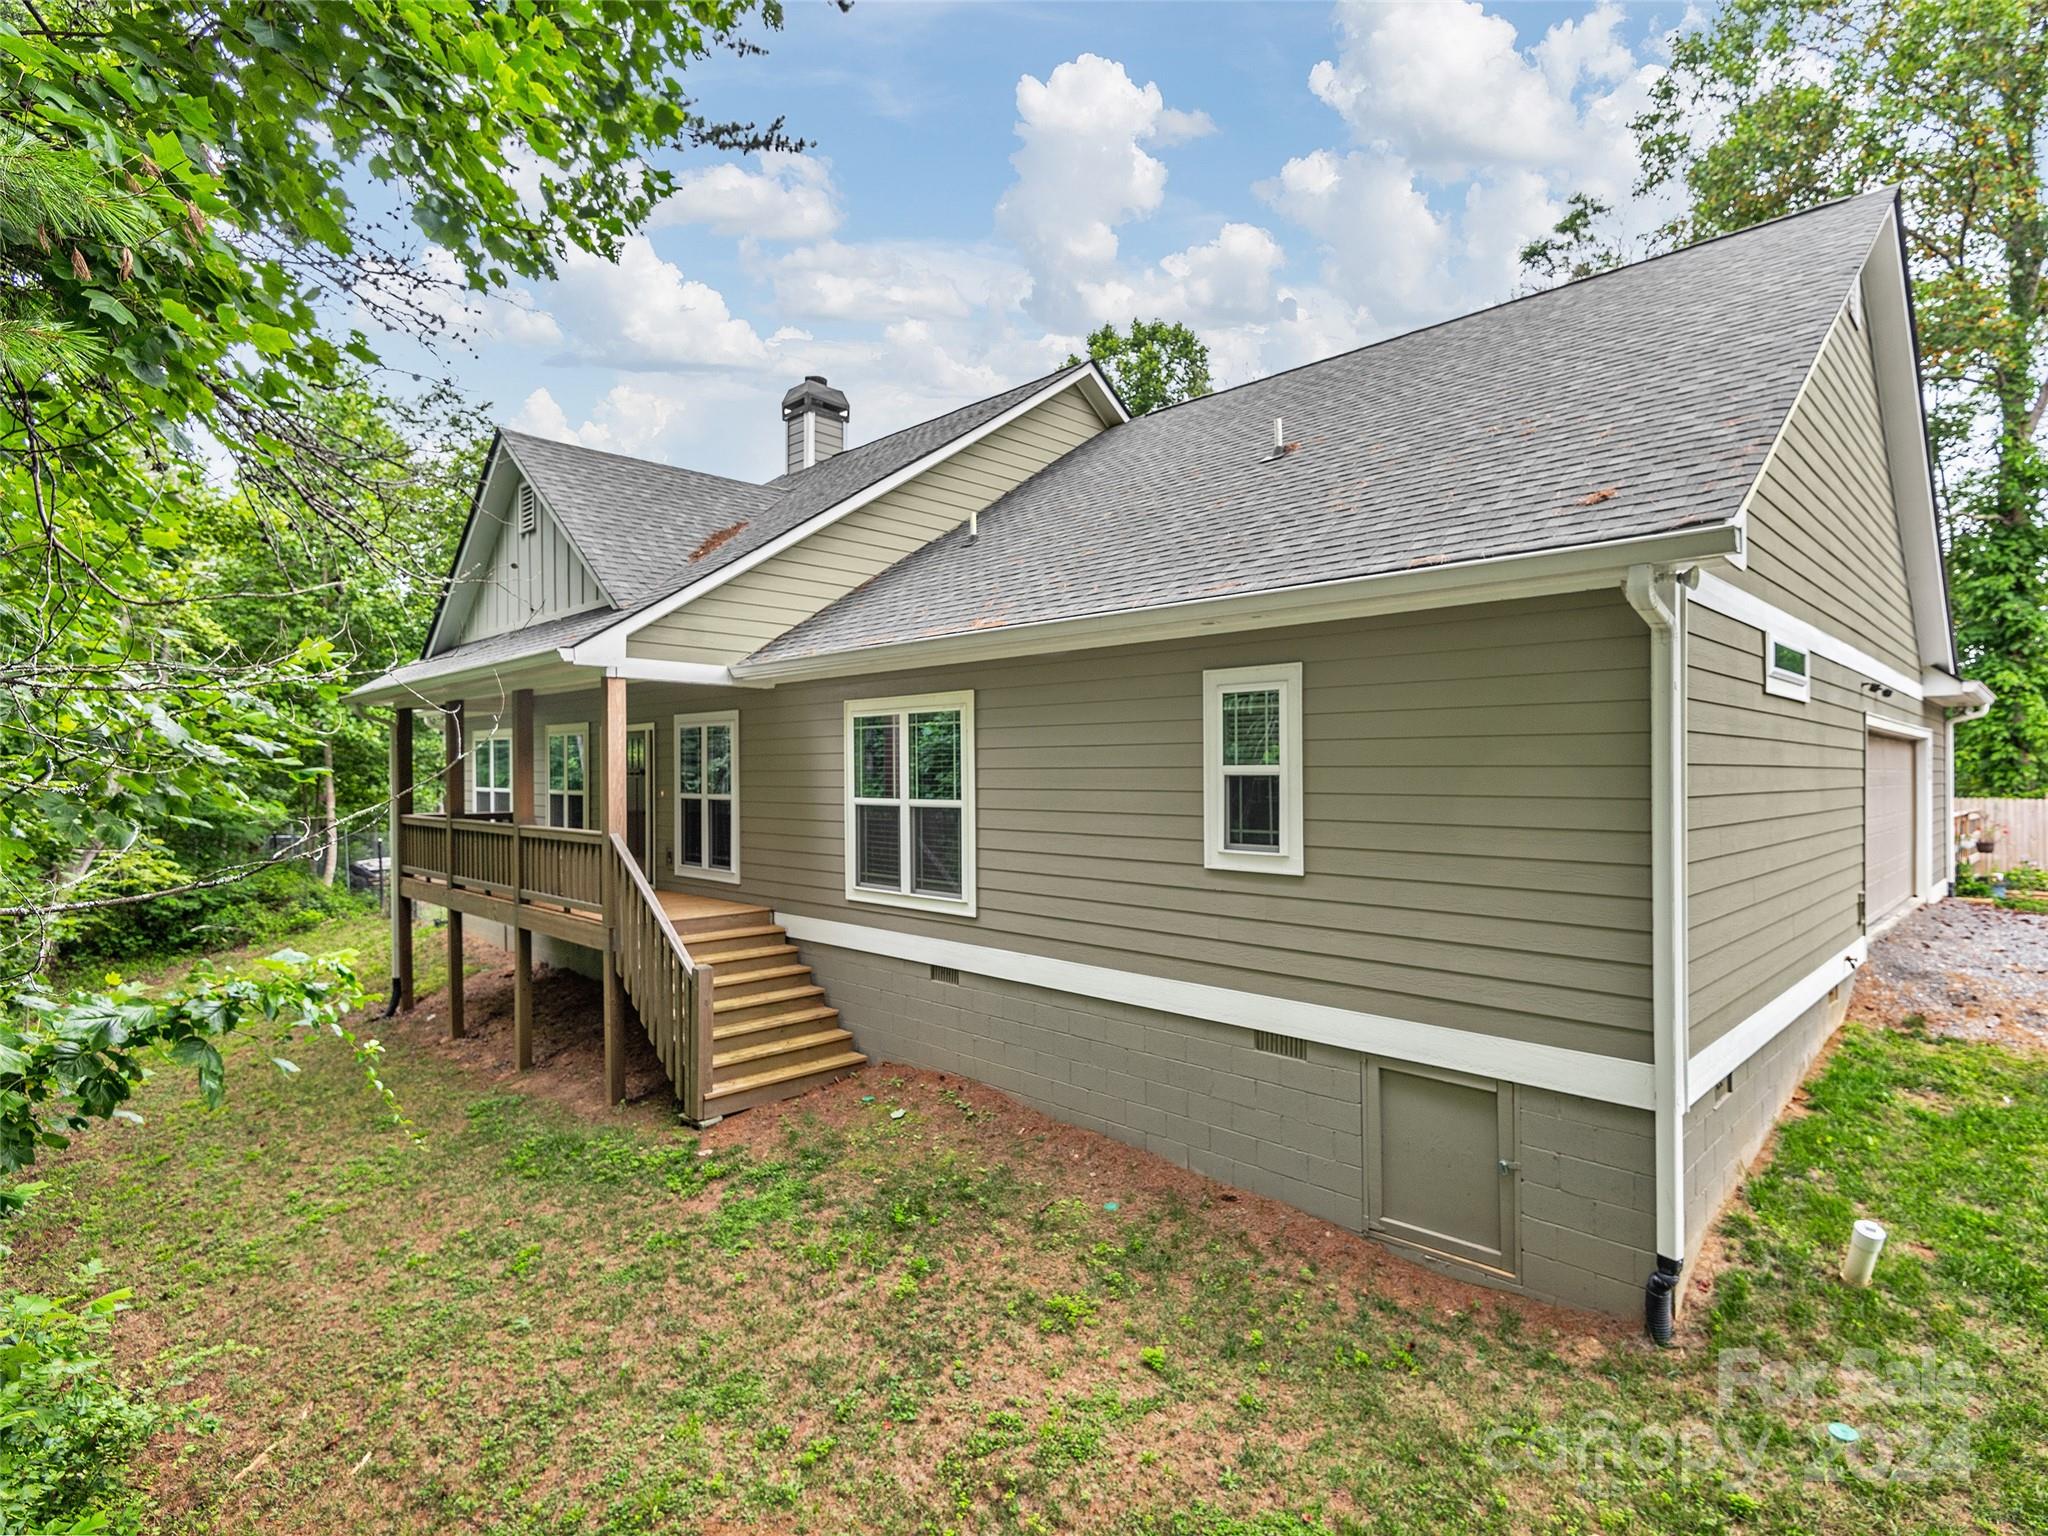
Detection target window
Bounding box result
[545,723,588,829]
[1202,663,1304,876]
[468,728,512,816]
[844,691,974,914]
[1764,632,1811,703]
[674,712,739,882]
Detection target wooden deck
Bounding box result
[396,819,864,1120]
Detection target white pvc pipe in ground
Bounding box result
[1841,1219,1887,1286]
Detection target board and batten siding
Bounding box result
[627,387,1108,666]
[617,590,1655,1063]
[456,472,607,644]
[1722,304,1922,679]
[1687,601,1946,1059]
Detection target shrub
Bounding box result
[57,857,372,977]
[0,1286,161,1534]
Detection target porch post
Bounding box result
[600,674,628,1105]
[512,687,535,1071]
[442,699,465,1041]
[390,706,415,1012]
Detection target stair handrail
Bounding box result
[605,834,711,1121]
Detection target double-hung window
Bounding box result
[1202,663,1304,876]
[845,691,974,914]
[545,723,588,829]
[674,712,739,881]
[468,728,512,816]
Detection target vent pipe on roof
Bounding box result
[781,375,850,474]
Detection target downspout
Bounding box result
[1623,564,1690,1341]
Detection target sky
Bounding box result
[364,0,1703,484]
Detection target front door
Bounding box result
[625,723,654,873]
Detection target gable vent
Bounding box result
[516,483,538,537]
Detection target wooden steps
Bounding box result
[668,903,865,1116]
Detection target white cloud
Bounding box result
[996,53,1214,330]
[358,244,561,346]
[1264,1,1667,328]
[546,237,770,371]
[651,151,842,241]
[1257,150,1451,325]
[771,240,1028,322]
[510,383,689,456]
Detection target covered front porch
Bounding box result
[379,667,863,1121]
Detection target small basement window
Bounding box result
[1764,633,1811,703]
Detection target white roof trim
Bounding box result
[561,364,1125,666]
[1862,203,1957,673]
[732,521,1746,683]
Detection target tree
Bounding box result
[1629,0,2048,794]
[1065,318,1213,415]
[0,1,809,967]
[1517,192,1628,291]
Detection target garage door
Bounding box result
[1865,732,1917,925]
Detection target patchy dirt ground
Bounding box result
[1851,899,2048,1048]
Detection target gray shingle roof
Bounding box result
[747,191,1899,668]
[364,607,618,699]
[496,433,783,610]
[482,366,1087,644]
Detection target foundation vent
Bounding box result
[929,964,960,985]
[1251,1029,1307,1060]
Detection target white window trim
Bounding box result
[1203,662,1305,876]
[467,727,513,815]
[1763,631,1812,703]
[672,710,741,884]
[843,690,976,917]
[544,722,589,830]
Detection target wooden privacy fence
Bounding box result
[1955,798,2048,872]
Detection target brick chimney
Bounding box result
[781,375,849,473]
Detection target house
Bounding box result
[349,189,1991,1322]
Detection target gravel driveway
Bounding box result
[1851,898,2048,1047]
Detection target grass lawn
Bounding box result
[10,910,2047,1534]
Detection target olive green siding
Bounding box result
[1721,305,1922,678]
[627,387,1107,666]
[1687,601,1947,1058]
[454,472,606,644]
[485,591,1656,1062]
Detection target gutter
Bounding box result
[1623,564,1692,1341]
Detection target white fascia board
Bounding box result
[1691,571,1926,700]
[1862,205,1957,674]
[1687,937,1868,1106]
[1920,670,1993,711]
[568,654,769,690]
[732,522,1745,683]
[568,366,1124,666]
[345,650,591,710]
[778,913,1658,1110]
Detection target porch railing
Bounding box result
[607,833,710,1119]
[397,814,605,912]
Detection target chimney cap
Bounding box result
[782,375,850,420]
